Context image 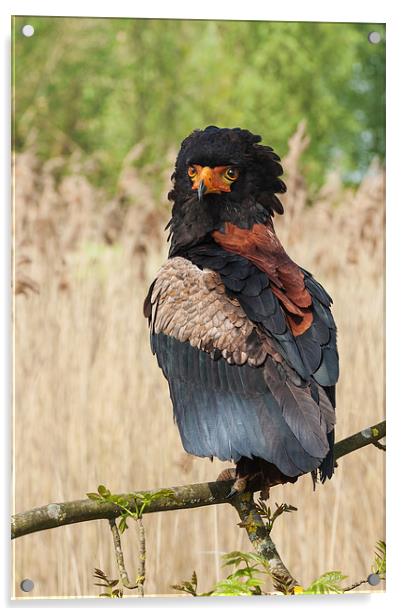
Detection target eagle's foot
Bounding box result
[232,457,299,499]
[226,475,248,498]
[216,467,236,482]
[227,471,262,498]
[224,473,271,500]
[216,467,253,498]
[217,459,297,499]
[216,467,241,498]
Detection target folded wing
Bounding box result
[144,257,335,478]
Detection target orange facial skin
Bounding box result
[188,164,238,194]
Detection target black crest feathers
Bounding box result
[168,126,286,217]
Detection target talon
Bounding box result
[226,475,248,498]
[226,485,239,499]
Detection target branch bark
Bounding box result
[108,519,138,590]
[231,492,299,588]
[11,420,385,540]
[137,518,146,597]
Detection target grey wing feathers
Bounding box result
[145,257,335,477]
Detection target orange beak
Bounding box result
[191,165,232,200]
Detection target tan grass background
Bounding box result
[13,125,385,598]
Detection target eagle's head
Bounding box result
[167,126,287,256]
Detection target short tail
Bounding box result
[318,429,335,482]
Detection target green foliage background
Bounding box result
[12,17,385,192]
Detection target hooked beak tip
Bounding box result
[197,180,206,202]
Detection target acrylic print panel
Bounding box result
[12,16,385,599]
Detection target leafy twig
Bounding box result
[93,568,123,598]
[303,571,347,594]
[254,500,298,534]
[89,485,173,596]
[173,540,385,596]
[230,491,299,592]
[172,571,199,596]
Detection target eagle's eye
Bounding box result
[223,167,240,182]
[188,165,197,179]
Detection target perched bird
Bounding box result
[144,126,339,497]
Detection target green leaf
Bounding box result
[229,566,261,580]
[304,571,347,594]
[230,573,264,587]
[115,496,129,508]
[222,551,256,568]
[211,576,261,596]
[97,484,111,498]
[246,553,271,570]
[86,492,102,501]
[118,517,129,534]
[372,540,386,576]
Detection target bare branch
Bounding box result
[371,441,386,452]
[137,518,146,597]
[108,519,137,589]
[11,420,385,540]
[343,578,369,592]
[333,420,385,460]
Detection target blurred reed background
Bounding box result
[12,16,385,598]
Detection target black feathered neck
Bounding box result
[167,126,286,256]
[167,193,270,257]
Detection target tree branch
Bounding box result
[343,578,369,592]
[108,519,138,590]
[137,518,146,597]
[11,420,385,540]
[231,492,299,589]
[332,420,385,460]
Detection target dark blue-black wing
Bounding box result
[184,244,339,391]
[144,256,336,479]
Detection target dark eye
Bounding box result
[224,167,240,181]
[188,166,197,178]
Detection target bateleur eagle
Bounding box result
[144,126,339,497]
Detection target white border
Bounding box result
[0,0,392,22]
[2,1,401,614]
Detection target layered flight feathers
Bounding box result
[145,257,336,476]
[147,257,255,366]
[183,243,339,388]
